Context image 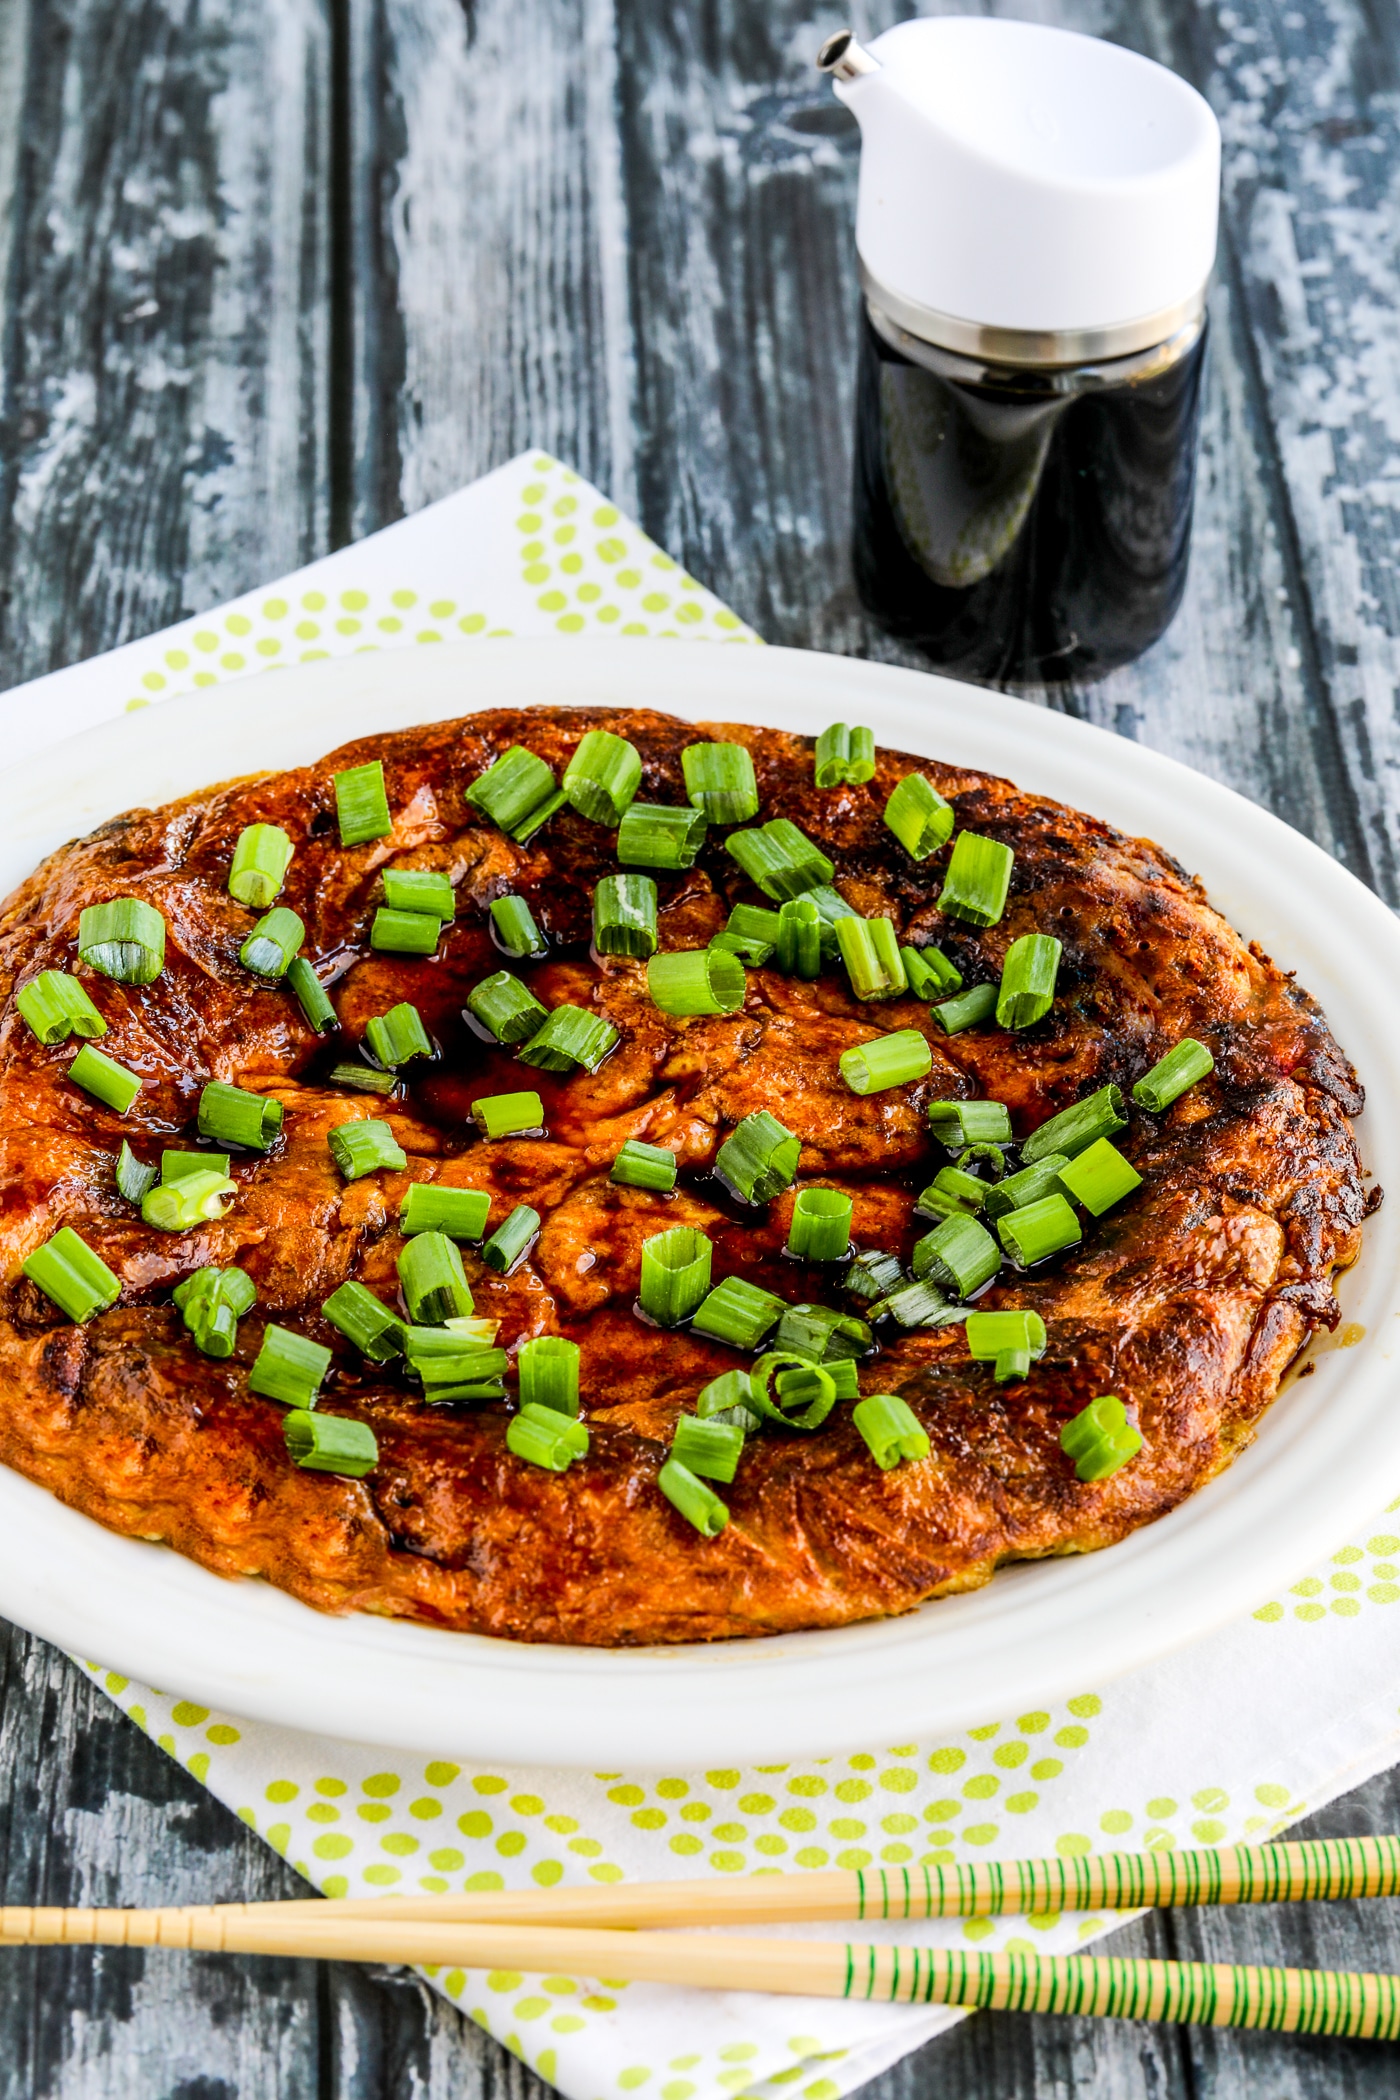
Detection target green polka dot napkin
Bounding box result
[11,453,1400,2099]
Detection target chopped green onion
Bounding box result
[639,1226,712,1325]
[691,1275,786,1351]
[984,1153,1071,1220]
[284,1409,378,1477]
[725,819,834,901]
[161,1149,231,1182]
[933,982,998,1034]
[844,1248,904,1303]
[1133,1038,1215,1114]
[406,1323,499,1366]
[115,1141,157,1204]
[398,1232,473,1323]
[884,774,954,859]
[508,1403,589,1471]
[870,1278,955,1329]
[786,1186,853,1261]
[77,898,165,985]
[198,1080,284,1151]
[992,1347,1031,1383]
[239,906,305,979]
[415,1344,510,1398]
[466,746,557,836]
[16,970,107,1044]
[518,1335,581,1416]
[901,945,962,1001]
[285,957,338,1034]
[912,1215,1001,1298]
[671,1415,744,1484]
[516,1006,619,1073]
[695,1368,761,1432]
[961,1142,1007,1180]
[610,1139,678,1192]
[328,1062,396,1096]
[617,802,708,870]
[713,1110,800,1203]
[807,884,860,950]
[658,1457,728,1534]
[773,1303,870,1363]
[775,895,823,977]
[1057,1136,1142,1216]
[815,723,876,788]
[997,934,1062,1030]
[329,1118,407,1180]
[370,907,440,957]
[709,928,770,966]
[646,948,745,1018]
[399,1184,491,1240]
[364,1002,433,1069]
[593,873,658,959]
[466,971,548,1046]
[382,868,454,919]
[141,1169,237,1232]
[480,1202,541,1272]
[835,916,908,1001]
[249,1324,332,1407]
[174,1266,256,1359]
[322,1279,407,1360]
[68,1042,141,1115]
[682,742,759,825]
[1060,1394,1143,1481]
[839,1028,932,1096]
[334,760,392,847]
[777,1355,859,1406]
[915,1166,986,1221]
[929,1100,1013,1152]
[228,824,293,909]
[724,902,782,952]
[749,1351,839,1430]
[490,894,548,959]
[472,1092,544,1140]
[938,833,1013,927]
[997,1193,1082,1267]
[853,1393,930,1470]
[1021,1083,1128,1165]
[562,729,641,824]
[966,1309,1047,1361]
[22,1226,120,1321]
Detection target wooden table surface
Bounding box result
[1,0,1399,2092]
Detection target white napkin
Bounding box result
[9,452,1397,2100]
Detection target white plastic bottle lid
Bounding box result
[822,17,1220,364]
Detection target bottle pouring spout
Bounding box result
[815,29,881,82]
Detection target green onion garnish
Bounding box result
[713,1109,800,1203]
[249,1324,332,1407]
[961,1141,1007,1180]
[929,1100,1012,1152]
[115,1141,156,1204]
[773,1302,870,1363]
[996,933,1062,1030]
[480,1202,541,1272]
[617,802,708,870]
[364,1002,433,1068]
[835,916,908,1001]
[328,1062,396,1096]
[16,970,107,1044]
[508,1403,589,1472]
[334,760,392,847]
[466,971,549,1046]
[838,1028,932,1096]
[749,1351,839,1430]
[161,1149,231,1182]
[937,833,1013,926]
[639,1226,712,1325]
[870,1278,956,1329]
[709,928,772,967]
[1057,1136,1142,1216]
[284,1409,378,1477]
[993,1346,1032,1382]
[933,982,998,1034]
[695,1368,761,1432]
[198,1080,284,1151]
[518,1335,581,1416]
[884,774,954,859]
[1133,1038,1214,1114]
[901,945,962,1001]
[516,1006,619,1073]
[1021,1083,1128,1165]
[671,1415,744,1484]
[966,1308,1047,1362]
[808,884,860,948]
[77,897,166,985]
[398,1231,474,1323]
[22,1226,121,1321]
[853,1393,930,1470]
[690,1275,785,1351]
[465,746,558,836]
[657,1457,729,1533]
[370,907,441,957]
[725,818,834,901]
[399,1184,490,1240]
[382,868,454,919]
[983,1153,1071,1220]
[777,1355,858,1407]
[239,906,305,978]
[646,948,745,1018]
[815,723,876,788]
[681,742,759,826]
[997,1193,1082,1267]
[328,1118,407,1181]
[724,902,781,950]
[915,1166,986,1221]
[912,1214,1001,1298]
[786,1186,853,1261]
[173,1265,257,1359]
[68,1042,141,1115]
[228,824,294,909]
[610,1139,678,1192]
[490,894,548,959]
[141,1168,238,1232]
[322,1279,407,1360]
[471,1092,545,1140]
[285,957,338,1034]
[593,873,658,959]
[1060,1394,1143,1481]
[775,896,823,977]
[562,728,641,825]
[844,1248,904,1303]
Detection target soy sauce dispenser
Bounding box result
[818,19,1221,683]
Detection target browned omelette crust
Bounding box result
[0,707,1371,1642]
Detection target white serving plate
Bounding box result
[1,638,1396,1769]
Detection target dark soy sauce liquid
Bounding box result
[852,309,1209,684]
